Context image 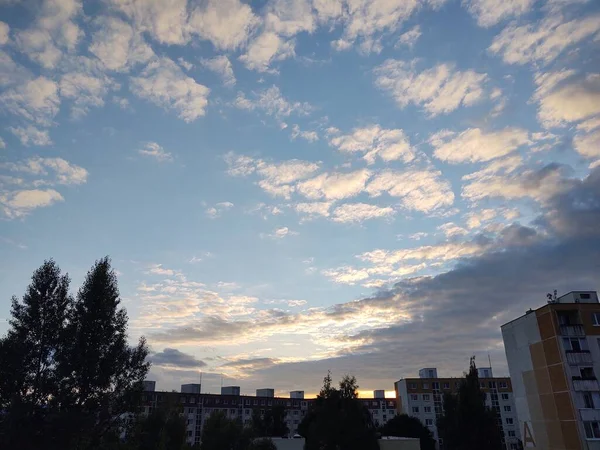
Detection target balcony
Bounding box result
[580,409,600,421]
[560,324,585,337]
[573,379,600,391]
[566,350,593,365]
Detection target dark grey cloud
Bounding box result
[149,348,207,369]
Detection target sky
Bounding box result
[1,0,600,397]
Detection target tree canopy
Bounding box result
[298,372,379,450]
[0,258,150,450]
[251,405,288,437]
[380,414,435,450]
[437,357,504,450]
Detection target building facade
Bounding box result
[394,368,521,450]
[140,385,396,447]
[502,290,600,450]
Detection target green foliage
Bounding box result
[126,408,187,450]
[299,372,379,450]
[0,257,150,450]
[200,410,247,450]
[437,357,504,450]
[248,438,277,450]
[251,405,288,437]
[379,414,436,450]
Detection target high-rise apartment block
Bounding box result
[502,290,600,449]
[394,368,521,449]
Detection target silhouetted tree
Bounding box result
[200,411,244,450]
[380,414,435,450]
[437,357,504,450]
[251,405,288,437]
[0,258,150,450]
[126,408,187,450]
[298,372,379,450]
[248,438,277,450]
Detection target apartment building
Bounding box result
[394,367,521,450]
[140,384,396,446]
[502,290,600,450]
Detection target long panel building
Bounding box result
[394,367,521,450]
[140,384,397,447]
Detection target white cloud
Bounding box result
[331,203,395,223]
[577,117,600,133]
[0,76,60,126]
[206,201,234,219]
[8,126,52,146]
[464,0,535,27]
[239,31,295,72]
[0,50,31,88]
[365,169,454,213]
[130,57,210,122]
[138,142,173,162]
[0,21,9,45]
[374,60,487,116]
[409,232,428,240]
[0,189,64,218]
[293,201,332,218]
[147,264,179,277]
[263,226,298,239]
[0,137,5,149]
[89,16,154,72]
[574,130,600,162]
[113,96,130,110]
[396,25,421,48]
[534,73,600,128]
[462,154,523,181]
[1,157,88,186]
[438,222,468,237]
[257,159,321,185]
[201,55,236,87]
[15,0,82,69]
[177,58,194,71]
[330,125,415,165]
[490,14,600,65]
[322,266,370,284]
[296,169,372,201]
[464,209,497,229]
[265,0,315,36]
[431,127,530,163]
[60,71,116,118]
[291,125,319,142]
[234,85,312,118]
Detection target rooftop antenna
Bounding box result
[488,353,492,373]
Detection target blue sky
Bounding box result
[1,0,600,396]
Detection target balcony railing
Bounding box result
[580,409,600,421]
[560,324,585,336]
[573,379,600,391]
[566,350,593,365]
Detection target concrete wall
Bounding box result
[270,438,421,450]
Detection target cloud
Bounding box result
[574,130,600,164]
[438,222,468,237]
[296,169,372,201]
[331,203,395,223]
[430,127,530,163]
[138,142,173,162]
[374,60,487,116]
[15,0,82,69]
[147,264,180,277]
[0,76,60,126]
[329,125,415,164]
[59,71,116,118]
[291,125,319,142]
[0,21,9,45]
[8,126,52,146]
[264,226,298,239]
[464,209,497,229]
[533,72,600,128]
[0,189,64,218]
[1,157,88,185]
[234,85,312,118]
[396,25,421,48]
[149,348,207,370]
[365,169,454,213]
[577,117,600,133]
[0,50,31,88]
[200,55,236,87]
[293,201,332,219]
[464,0,535,27]
[489,14,600,65]
[130,57,210,122]
[0,137,5,149]
[239,31,295,72]
[89,16,154,72]
[206,201,234,219]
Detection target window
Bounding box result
[190,397,196,404]
[409,383,417,389]
[230,409,236,415]
[506,418,514,425]
[180,397,185,403]
[480,382,485,388]
[582,293,592,300]
[499,382,508,389]
[372,401,378,406]
[508,431,516,437]
[432,382,440,390]
[245,409,250,415]
[504,406,511,412]
[443,383,450,389]
[422,383,429,389]
[585,422,600,439]
[412,407,419,413]
[383,415,387,420]
[584,392,595,409]
[581,367,596,379]
[502,393,509,400]
[593,313,600,326]
[261,400,265,405]
[411,394,418,401]
[187,431,193,437]
[224,400,228,405]
[424,406,432,413]
[423,394,430,401]
[268,401,272,406]
[425,419,433,426]
[215,399,220,404]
